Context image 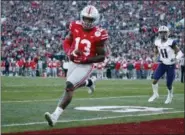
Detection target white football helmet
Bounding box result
[80,5,100,29]
[158,25,169,32]
[158,25,170,40]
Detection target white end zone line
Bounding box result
[2,94,183,103]
[2,110,184,127]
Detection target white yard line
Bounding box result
[1,83,139,87]
[2,87,167,93]
[1,79,171,87]
[2,94,183,103]
[2,87,146,93]
[2,83,135,87]
[2,110,184,127]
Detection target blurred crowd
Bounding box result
[1,1,184,79]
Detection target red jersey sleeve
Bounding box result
[69,22,74,32]
[69,21,81,33]
[63,21,75,55]
[99,29,109,56]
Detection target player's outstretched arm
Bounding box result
[63,31,79,61]
[172,44,184,60]
[63,32,73,55]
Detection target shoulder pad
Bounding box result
[69,22,74,31]
[167,38,174,46]
[170,39,178,47]
[95,27,108,41]
[69,21,82,31]
[75,20,82,25]
[154,38,160,46]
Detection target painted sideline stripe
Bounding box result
[2,111,184,127]
[2,79,174,87]
[2,87,173,93]
[2,94,183,103]
[1,83,135,87]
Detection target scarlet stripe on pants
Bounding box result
[74,66,93,89]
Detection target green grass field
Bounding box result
[1,77,184,133]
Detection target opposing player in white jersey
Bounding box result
[148,26,184,104]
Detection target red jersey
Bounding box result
[17,59,24,67]
[152,62,159,71]
[68,21,108,58]
[143,62,149,70]
[1,61,5,67]
[1,61,5,70]
[115,61,121,70]
[25,61,30,68]
[30,60,37,70]
[135,62,141,70]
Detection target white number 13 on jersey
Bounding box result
[75,37,91,56]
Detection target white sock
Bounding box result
[152,83,158,94]
[85,80,88,86]
[52,107,63,120]
[168,87,173,94]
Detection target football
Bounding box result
[74,49,83,56]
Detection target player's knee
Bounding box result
[153,80,158,84]
[65,81,74,92]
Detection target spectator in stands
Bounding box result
[46,58,52,77]
[180,56,184,83]
[5,58,10,76]
[115,58,122,78]
[143,60,149,79]
[52,58,58,77]
[127,60,134,79]
[1,60,5,75]
[24,58,31,76]
[135,60,142,79]
[37,57,43,77]
[1,1,184,79]
[30,58,37,77]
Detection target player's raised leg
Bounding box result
[44,81,74,126]
[165,64,175,104]
[148,63,165,102]
[87,76,97,94]
[44,62,92,126]
[76,75,97,94]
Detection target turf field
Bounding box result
[1,77,184,134]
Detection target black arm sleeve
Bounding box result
[170,40,177,49]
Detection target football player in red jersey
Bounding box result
[45,5,109,127]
